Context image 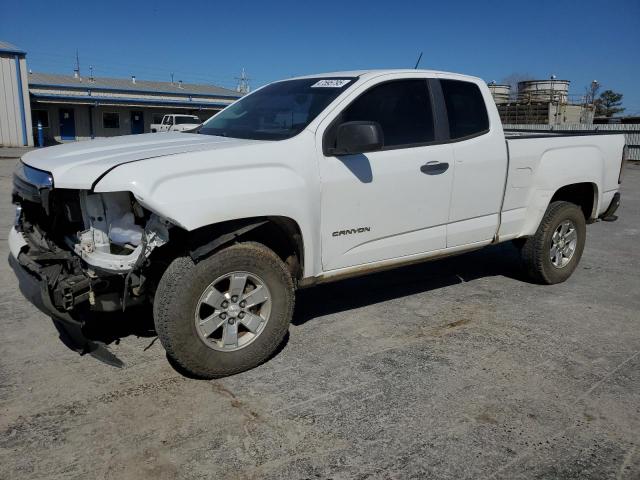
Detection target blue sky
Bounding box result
[2,0,639,114]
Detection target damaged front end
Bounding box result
[10,162,171,319]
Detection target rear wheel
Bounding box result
[520,201,586,284]
[154,242,294,378]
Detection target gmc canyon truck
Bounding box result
[9,70,627,378]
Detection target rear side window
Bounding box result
[341,80,434,147]
[440,80,489,139]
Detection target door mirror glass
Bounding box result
[332,121,384,155]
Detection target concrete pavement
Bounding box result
[1,157,638,479]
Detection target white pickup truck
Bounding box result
[150,114,201,133]
[9,69,627,378]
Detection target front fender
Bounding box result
[92,137,320,277]
[96,163,308,229]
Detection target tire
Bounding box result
[521,201,587,284]
[511,238,527,250]
[154,242,294,378]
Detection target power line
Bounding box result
[235,68,251,94]
[33,51,276,80]
[24,50,242,85]
[27,60,240,88]
[23,48,280,90]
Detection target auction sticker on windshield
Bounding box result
[311,79,351,88]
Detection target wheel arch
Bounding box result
[550,182,599,222]
[519,180,600,237]
[181,216,305,283]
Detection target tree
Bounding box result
[584,81,600,104]
[595,90,625,117]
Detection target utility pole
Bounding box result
[74,49,81,78]
[235,68,251,94]
[589,80,599,104]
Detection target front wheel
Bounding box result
[520,201,587,284]
[154,243,294,378]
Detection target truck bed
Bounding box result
[498,131,626,240]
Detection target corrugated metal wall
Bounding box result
[0,54,33,147]
[504,124,640,160]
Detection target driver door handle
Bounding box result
[420,161,449,175]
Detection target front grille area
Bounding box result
[12,173,45,204]
[13,177,78,249]
[12,162,54,206]
[14,172,84,249]
[12,173,94,312]
[12,170,154,313]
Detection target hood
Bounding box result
[21,133,263,189]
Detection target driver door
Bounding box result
[318,78,454,271]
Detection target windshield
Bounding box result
[198,77,356,140]
[175,116,200,124]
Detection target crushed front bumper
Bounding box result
[8,227,124,367]
[9,226,92,317]
[8,225,28,258]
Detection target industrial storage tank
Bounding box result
[517,79,570,103]
[488,83,511,104]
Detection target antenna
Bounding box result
[414,52,423,69]
[235,68,251,94]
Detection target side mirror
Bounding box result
[331,121,383,155]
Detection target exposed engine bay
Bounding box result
[71,191,169,272]
[13,165,171,314]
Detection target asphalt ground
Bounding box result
[1,156,639,479]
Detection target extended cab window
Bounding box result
[440,80,489,139]
[341,80,434,147]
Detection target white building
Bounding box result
[0,41,32,147]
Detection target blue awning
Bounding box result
[30,92,229,110]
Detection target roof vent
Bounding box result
[131,75,136,84]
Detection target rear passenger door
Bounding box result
[318,77,455,271]
[438,78,508,247]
